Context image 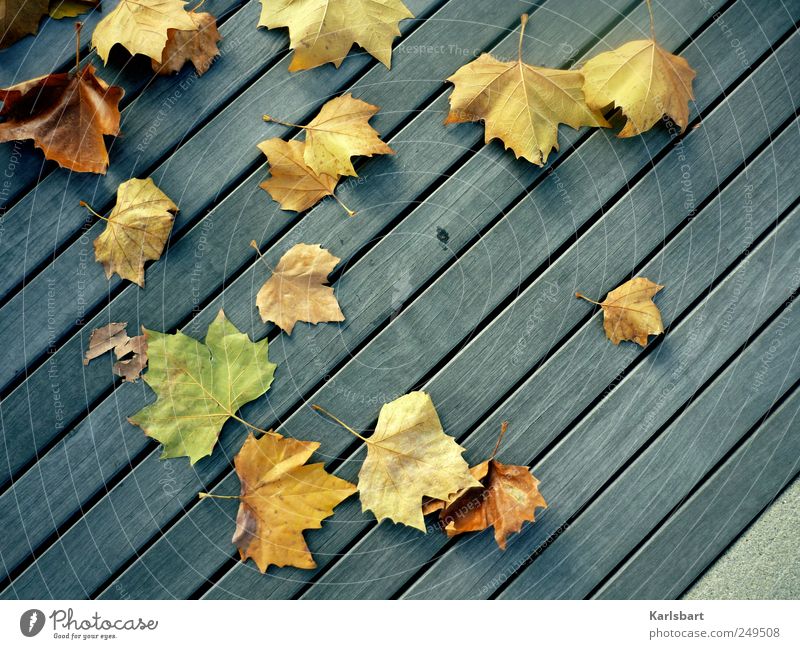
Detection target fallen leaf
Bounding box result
[84,322,130,364]
[315,391,481,531]
[581,5,696,137]
[576,277,665,347]
[265,94,393,178]
[425,423,547,549]
[255,242,345,335]
[258,0,413,71]
[209,432,356,572]
[87,177,178,286]
[83,322,149,381]
[129,310,277,463]
[0,64,123,173]
[0,0,49,48]
[257,138,355,216]
[152,10,221,76]
[92,0,197,63]
[445,14,608,165]
[112,333,148,382]
[49,0,100,20]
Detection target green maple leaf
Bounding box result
[129,310,277,464]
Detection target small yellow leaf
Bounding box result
[445,15,608,166]
[257,138,354,215]
[266,94,393,178]
[258,0,414,71]
[256,243,345,335]
[582,39,696,137]
[229,432,356,572]
[152,11,221,76]
[92,0,197,63]
[90,178,178,287]
[577,277,665,347]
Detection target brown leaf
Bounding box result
[84,322,129,364]
[0,0,49,48]
[255,243,345,335]
[223,431,356,572]
[0,65,123,174]
[89,177,178,286]
[257,138,354,216]
[152,10,221,76]
[577,277,665,347]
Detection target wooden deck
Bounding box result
[0,0,798,600]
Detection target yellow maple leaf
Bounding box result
[581,3,696,137]
[152,10,221,76]
[315,391,481,531]
[92,0,197,63]
[84,177,178,287]
[257,138,355,216]
[264,94,394,178]
[253,242,345,335]
[204,432,356,572]
[444,14,609,166]
[577,277,665,347]
[258,0,413,71]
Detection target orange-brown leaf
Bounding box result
[231,432,356,572]
[0,65,123,174]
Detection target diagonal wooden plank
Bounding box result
[297,112,800,599]
[595,384,800,600]
[497,289,800,598]
[96,14,800,600]
[1,0,608,592]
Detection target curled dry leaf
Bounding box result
[577,277,665,347]
[581,5,696,137]
[49,1,100,20]
[424,423,547,549]
[258,0,413,71]
[257,138,355,216]
[0,65,123,173]
[255,242,345,335]
[92,0,196,63]
[315,391,481,531]
[87,177,178,287]
[265,94,393,178]
[129,310,277,463]
[152,10,221,76]
[445,14,608,166]
[209,432,356,572]
[84,321,149,382]
[0,0,99,48]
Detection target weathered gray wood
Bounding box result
[0,1,247,216]
[1,0,612,593]
[497,293,800,599]
[0,0,435,318]
[0,0,449,486]
[397,205,800,599]
[299,119,800,599]
[596,386,800,600]
[97,23,800,600]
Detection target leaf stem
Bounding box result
[645,0,656,40]
[311,404,369,442]
[263,114,319,131]
[518,14,529,61]
[332,191,356,217]
[230,412,280,438]
[249,240,276,273]
[490,421,509,460]
[575,292,602,306]
[80,200,108,222]
[198,492,239,500]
